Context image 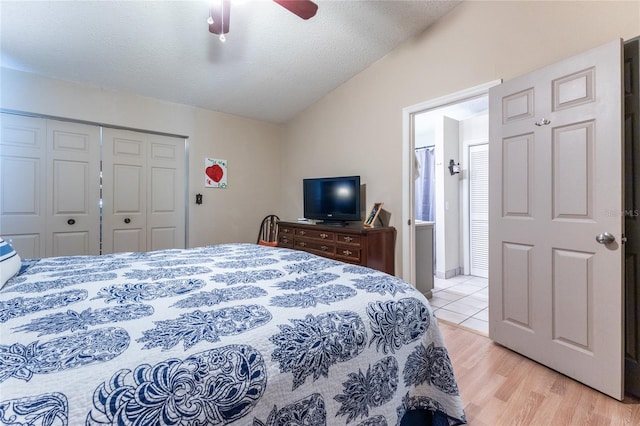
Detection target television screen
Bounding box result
[303,176,361,223]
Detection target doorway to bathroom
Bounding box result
[402,80,500,334]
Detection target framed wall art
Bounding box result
[205,158,227,188]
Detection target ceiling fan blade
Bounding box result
[273,0,318,20]
[209,0,231,34]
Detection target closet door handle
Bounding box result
[67,218,76,225]
[124,218,131,224]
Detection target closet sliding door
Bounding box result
[102,128,185,254]
[0,114,100,258]
[46,120,100,256]
[1,114,47,258]
[1,113,185,258]
[101,128,147,253]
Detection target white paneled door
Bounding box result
[102,128,185,254]
[102,128,147,253]
[46,120,100,257]
[0,114,47,258]
[0,115,100,257]
[146,134,185,251]
[489,39,624,399]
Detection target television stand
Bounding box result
[277,221,396,275]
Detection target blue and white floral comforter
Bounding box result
[0,243,466,425]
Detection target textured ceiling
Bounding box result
[0,0,461,124]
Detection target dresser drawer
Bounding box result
[295,239,336,255]
[278,233,294,248]
[295,228,335,241]
[279,226,294,236]
[335,245,361,263]
[336,233,361,245]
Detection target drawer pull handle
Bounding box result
[283,229,290,233]
[299,231,306,236]
[320,233,328,239]
[343,237,353,243]
[300,242,306,247]
[321,245,328,251]
[343,250,352,256]
[67,218,76,225]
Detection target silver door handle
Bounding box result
[595,232,615,244]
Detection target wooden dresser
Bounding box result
[277,221,396,275]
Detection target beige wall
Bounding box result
[281,0,640,278]
[0,68,284,247]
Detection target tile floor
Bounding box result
[428,275,488,335]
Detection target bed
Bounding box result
[0,243,466,425]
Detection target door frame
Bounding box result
[401,80,500,285]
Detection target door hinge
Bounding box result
[621,233,627,244]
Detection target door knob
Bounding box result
[595,232,615,245]
[67,218,75,225]
[124,218,131,224]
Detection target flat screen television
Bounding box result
[303,175,361,224]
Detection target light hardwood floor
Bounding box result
[439,321,640,425]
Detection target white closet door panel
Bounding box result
[102,128,147,254]
[147,135,185,251]
[0,114,47,257]
[3,158,39,214]
[113,229,145,253]
[46,120,100,257]
[2,234,41,259]
[51,231,90,257]
[114,165,144,212]
[469,143,489,278]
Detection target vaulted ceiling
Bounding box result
[1,1,461,123]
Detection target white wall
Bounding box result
[0,68,284,247]
[281,1,640,278]
[435,116,460,278]
[460,111,489,275]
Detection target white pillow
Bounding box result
[0,237,21,289]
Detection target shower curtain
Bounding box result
[415,146,435,222]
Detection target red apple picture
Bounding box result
[205,158,227,188]
[206,164,224,182]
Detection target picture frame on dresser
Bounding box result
[364,202,383,227]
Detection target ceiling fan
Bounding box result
[208,0,318,39]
